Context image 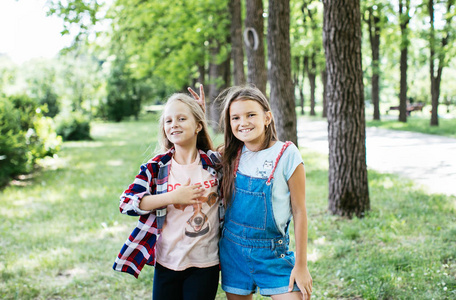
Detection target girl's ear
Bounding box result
[197,123,203,133]
[265,111,273,126]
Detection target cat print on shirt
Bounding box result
[257,160,274,178]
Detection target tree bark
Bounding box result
[321,68,328,118]
[399,0,410,123]
[323,0,370,218]
[230,0,245,85]
[245,0,267,94]
[268,0,297,145]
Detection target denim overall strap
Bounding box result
[224,142,293,241]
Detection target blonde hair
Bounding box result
[217,85,278,205]
[158,93,214,152]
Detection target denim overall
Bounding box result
[220,142,299,296]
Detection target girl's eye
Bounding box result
[248,114,255,117]
[231,116,239,121]
[179,117,186,121]
[165,120,172,123]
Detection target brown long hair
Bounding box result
[158,93,214,153]
[218,85,278,206]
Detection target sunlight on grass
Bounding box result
[1,116,455,299]
[367,117,456,138]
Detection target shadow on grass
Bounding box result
[1,118,455,299]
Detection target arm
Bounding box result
[138,179,204,211]
[287,163,313,299]
[119,163,204,215]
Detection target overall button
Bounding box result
[278,240,283,244]
[280,254,285,258]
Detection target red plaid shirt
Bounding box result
[112,148,221,278]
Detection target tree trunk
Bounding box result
[429,0,440,126]
[268,0,297,145]
[321,68,328,118]
[303,3,319,117]
[208,41,230,132]
[399,0,410,123]
[323,0,370,218]
[230,0,245,85]
[307,54,317,116]
[428,0,454,126]
[245,0,267,94]
[367,8,381,121]
[293,56,305,115]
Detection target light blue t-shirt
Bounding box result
[237,141,304,235]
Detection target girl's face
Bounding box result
[163,101,202,148]
[229,99,272,151]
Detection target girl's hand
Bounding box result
[188,84,206,113]
[289,265,312,300]
[170,179,205,205]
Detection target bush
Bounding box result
[0,95,61,186]
[55,111,91,141]
[0,98,28,185]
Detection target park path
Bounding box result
[297,119,456,196]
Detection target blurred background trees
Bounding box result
[1,0,456,215]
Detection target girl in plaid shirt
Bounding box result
[113,87,222,300]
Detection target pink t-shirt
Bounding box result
[155,155,220,270]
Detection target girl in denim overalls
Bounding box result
[217,86,313,299]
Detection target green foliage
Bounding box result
[26,62,60,118]
[46,0,103,41]
[55,111,92,141]
[105,57,141,122]
[108,0,230,91]
[0,98,28,185]
[0,95,61,186]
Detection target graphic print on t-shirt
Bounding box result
[172,191,218,237]
[257,160,274,178]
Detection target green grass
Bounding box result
[298,105,456,138]
[1,115,455,299]
[366,117,456,138]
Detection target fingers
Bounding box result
[183,178,191,186]
[188,183,204,200]
[188,87,199,99]
[302,283,312,300]
[199,84,205,100]
[288,275,295,292]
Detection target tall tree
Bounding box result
[323,0,370,218]
[230,0,246,85]
[364,4,384,121]
[399,0,411,123]
[293,56,306,115]
[304,54,317,116]
[428,0,455,126]
[245,0,267,94]
[268,0,297,145]
[301,2,321,116]
[321,67,328,118]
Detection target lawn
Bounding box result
[1,114,455,299]
[366,117,456,139]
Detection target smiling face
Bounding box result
[163,100,202,149]
[229,99,272,151]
